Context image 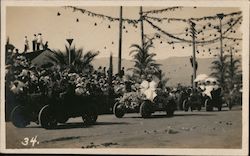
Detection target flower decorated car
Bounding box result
[113,86,176,118]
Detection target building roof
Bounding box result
[29,49,56,67]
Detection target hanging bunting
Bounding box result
[145,16,241,45]
[65,6,140,25]
[142,6,182,15]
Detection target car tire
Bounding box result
[38,105,57,129]
[10,105,29,128]
[140,101,152,118]
[113,102,125,118]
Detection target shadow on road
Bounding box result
[17,121,130,129]
[174,113,216,117]
[126,113,216,119]
[47,121,130,130]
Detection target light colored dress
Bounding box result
[143,80,158,102]
[140,80,149,93]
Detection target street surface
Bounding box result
[6,106,242,149]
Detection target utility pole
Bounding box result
[217,13,225,88]
[190,20,197,88]
[118,6,123,77]
[139,6,145,49]
[229,47,234,89]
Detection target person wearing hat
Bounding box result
[24,36,29,52]
[123,75,133,93]
[37,33,43,50]
[140,74,149,94]
[144,75,158,102]
[32,34,37,51]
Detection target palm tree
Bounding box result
[47,45,99,73]
[226,50,241,90]
[210,55,228,91]
[128,40,161,79]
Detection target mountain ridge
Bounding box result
[92,56,216,86]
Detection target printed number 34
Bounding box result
[21,136,39,147]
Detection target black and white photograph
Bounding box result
[0,0,249,155]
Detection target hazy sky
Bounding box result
[6,6,242,59]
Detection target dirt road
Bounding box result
[5,107,242,149]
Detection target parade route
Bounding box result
[6,106,242,149]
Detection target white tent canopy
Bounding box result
[194,74,208,82]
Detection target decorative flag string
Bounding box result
[145,16,242,44]
[144,11,241,23]
[142,6,183,15]
[65,6,140,24]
